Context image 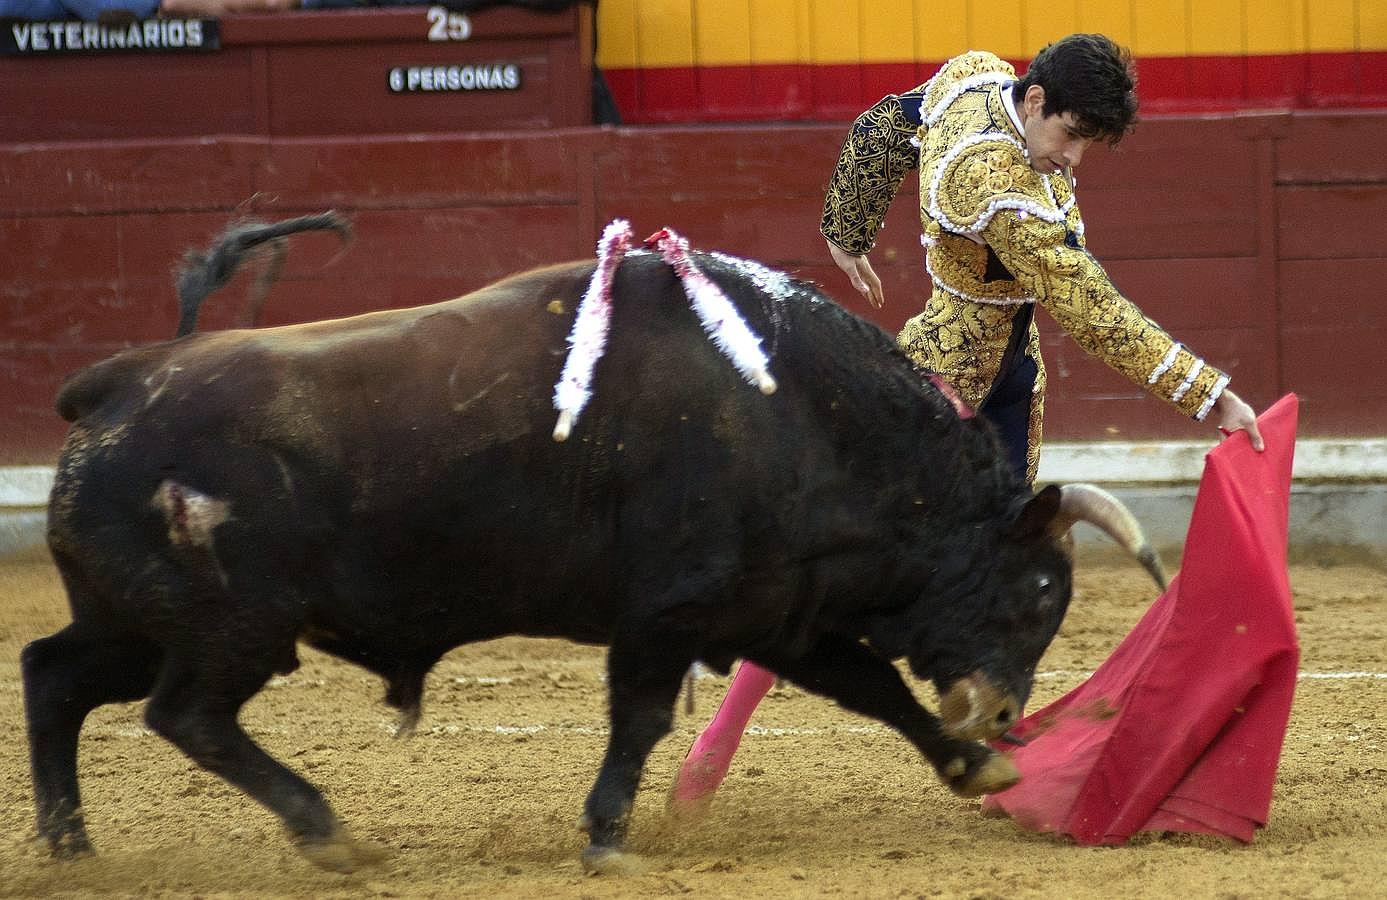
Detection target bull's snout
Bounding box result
[937,672,1022,741]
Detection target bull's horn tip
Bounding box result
[552,411,574,442]
[756,371,778,395]
[1137,547,1168,590]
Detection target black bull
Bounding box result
[23,218,1156,872]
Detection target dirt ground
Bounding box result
[1,556,1384,899]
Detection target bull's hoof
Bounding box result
[297,832,387,873]
[943,751,1020,798]
[39,811,94,861]
[581,846,647,876]
[45,830,95,860]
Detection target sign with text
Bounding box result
[387,63,521,93]
[1,18,219,56]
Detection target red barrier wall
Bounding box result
[2,111,1383,463]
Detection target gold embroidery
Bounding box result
[899,296,1017,409]
[984,171,1013,194]
[1025,334,1046,486]
[821,90,927,254]
[983,210,1227,419]
[923,51,1016,112]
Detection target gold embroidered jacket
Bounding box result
[822,51,1230,478]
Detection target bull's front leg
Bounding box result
[580,614,696,874]
[756,635,1018,798]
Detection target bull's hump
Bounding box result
[55,259,595,423]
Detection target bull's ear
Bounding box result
[1007,484,1062,539]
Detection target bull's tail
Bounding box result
[175,211,352,337]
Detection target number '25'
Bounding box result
[426,6,472,42]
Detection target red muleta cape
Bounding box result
[982,394,1301,844]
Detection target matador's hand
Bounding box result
[827,240,884,309]
[1211,388,1265,451]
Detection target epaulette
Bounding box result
[927,137,1064,237]
[920,51,1016,127]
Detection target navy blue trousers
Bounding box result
[978,353,1038,486]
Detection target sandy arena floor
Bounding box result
[1,556,1384,898]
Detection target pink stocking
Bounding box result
[670,661,776,808]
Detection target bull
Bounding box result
[23,214,1161,873]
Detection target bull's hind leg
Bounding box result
[143,650,379,872]
[22,624,161,857]
[580,616,697,874]
[760,634,1019,797]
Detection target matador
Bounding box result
[820,39,1260,483]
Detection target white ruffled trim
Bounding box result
[971,197,1066,236]
[1195,374,1231,421]
[925,250,1035,306]
[1171,358,1205,404]
[1147,343,1182,385]
[913,69,942,126]
[924,71,1014,126]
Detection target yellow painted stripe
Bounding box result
[692,0,751,66]
[1022,0,1081,58]
[1363,0,1387,50]
[1310,0,1357,52]
[862,0,915,61]
[1077,0,1133,45]
[916,0,970,60]
[632,0,695,68]
[595,0,637,68]
[972,0,1027,58]
[1245,0,1303,55]
[809,0,861,64]
[1189,0,1245,55]
[749,0,805,63]
[1131,0,1187,56]
[597,0,1387,68]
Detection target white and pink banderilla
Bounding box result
[551,220,777,441]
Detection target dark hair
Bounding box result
[1012,33,1138,147]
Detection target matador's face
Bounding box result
[1018,85,1097,176]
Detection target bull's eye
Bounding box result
[1035,574,1056,608]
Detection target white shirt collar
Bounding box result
[1001,80,1025,136]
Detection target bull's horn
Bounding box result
[553,410,575,442]
[1052,483,1167,590]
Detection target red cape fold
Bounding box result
[983,394,1300,844]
